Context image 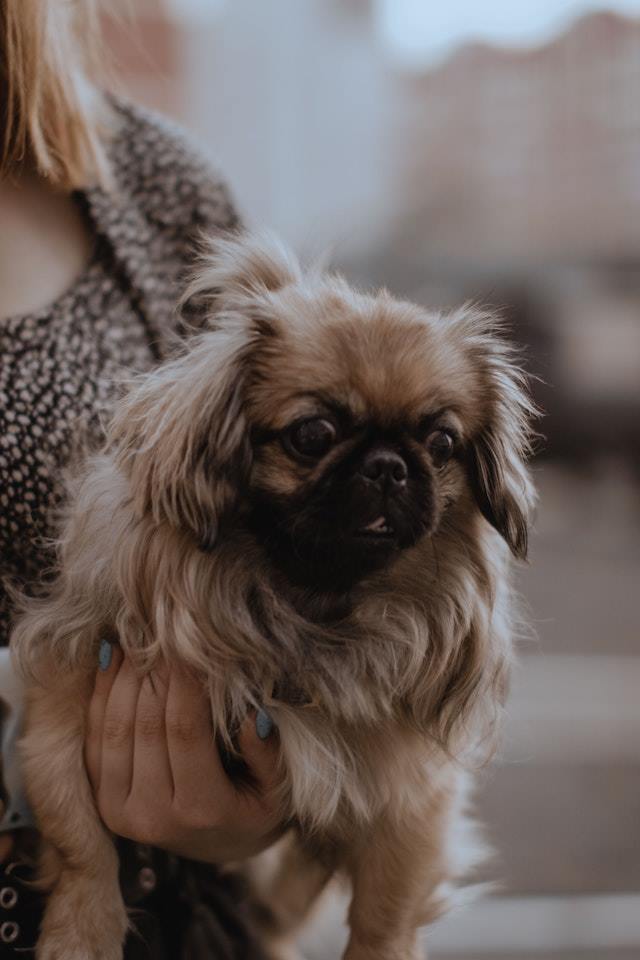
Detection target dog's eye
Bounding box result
[426,428,456,466]
[285,418,337,459]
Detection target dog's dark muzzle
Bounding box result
[349,446,420,548]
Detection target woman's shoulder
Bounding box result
[104,96,241,235]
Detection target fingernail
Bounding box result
[98,639,113,672]
[255,708,274,741]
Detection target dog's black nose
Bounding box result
[359,449,408,488]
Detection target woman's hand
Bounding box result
[84,645,284,863]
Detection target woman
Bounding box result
[0,1,282,955]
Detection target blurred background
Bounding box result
[103,2,640,957]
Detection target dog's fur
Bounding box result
[12,232,536,960]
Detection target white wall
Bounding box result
[179,0,399,257]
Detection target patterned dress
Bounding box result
[0,98,268,959]
[0,97,238,642]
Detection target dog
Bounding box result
[12,232,535,960]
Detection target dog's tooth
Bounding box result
[365,516,388,531]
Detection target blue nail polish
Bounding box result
[98,639,113,672]
[255,708,274,741]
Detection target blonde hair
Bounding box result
[0,0,111,189]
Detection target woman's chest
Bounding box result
[0,279,156,553]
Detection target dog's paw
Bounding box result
[36,935,124,960]
[36,938,122,960]
[36,937,124,960]
[36,882,127,960]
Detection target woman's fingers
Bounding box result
[96,653,140,827]
[236,711,281,800]
[165,666,234,824]
[85,642,124,793]
[128,666,173,814]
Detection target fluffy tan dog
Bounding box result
[13,233,535,960]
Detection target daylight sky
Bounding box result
[375,0,640,68]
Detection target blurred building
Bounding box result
[102,5,640,260]
[393,11,640,265]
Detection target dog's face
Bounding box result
[113,234,535,595]
[246,297,483,590]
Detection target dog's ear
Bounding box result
[468,422,533,559]
[111,233,300,550]
[110,323,252,550]
[182,229,302,320]
[450,307,537,560]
